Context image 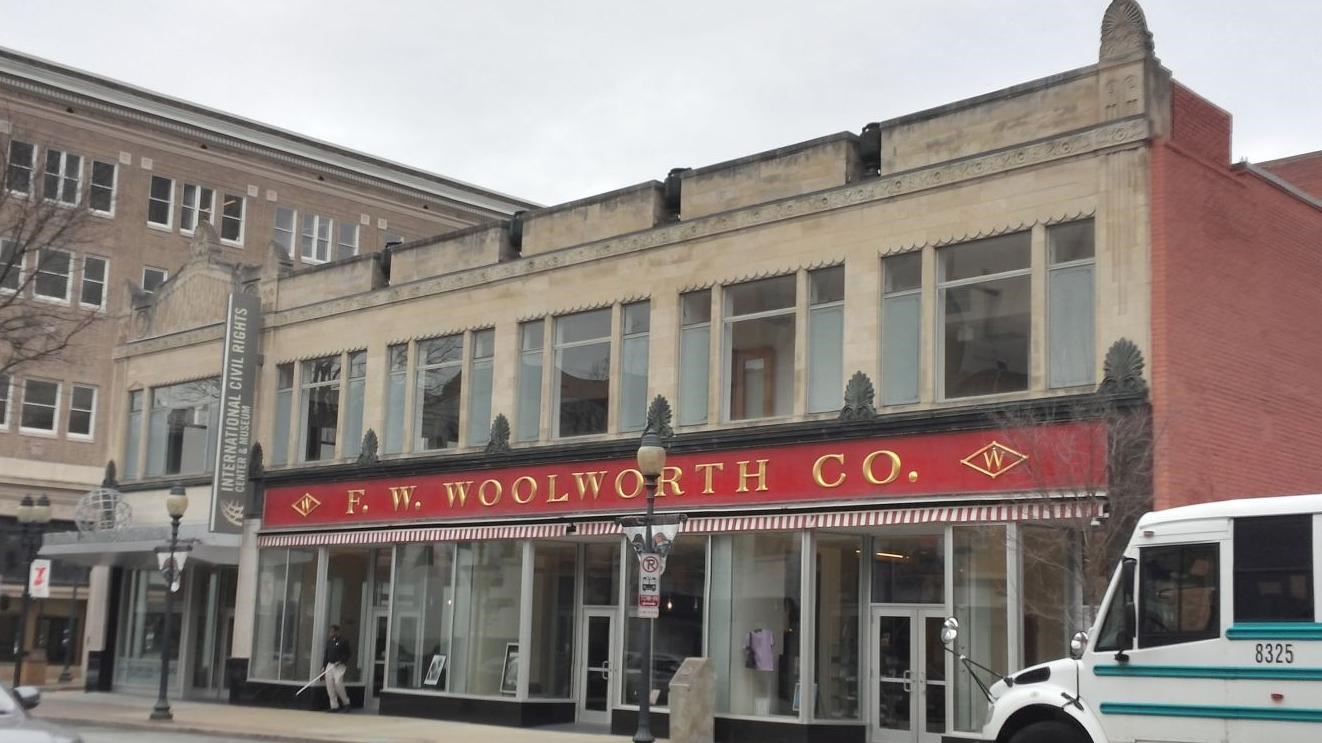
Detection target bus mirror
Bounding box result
[1070,631,1088,659]
[1116,557,1137,663]
[941,616,959,645]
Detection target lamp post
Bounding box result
[632,428,666,743]
[12,494,51,687]
[150,485,189,722]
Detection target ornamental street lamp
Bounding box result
[150,485,190,722]
[12,494,51,687]
[630,428,666,743]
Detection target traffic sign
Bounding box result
[638,552,665,619]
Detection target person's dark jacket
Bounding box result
[325,635,352,666]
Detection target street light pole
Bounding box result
[150,485,190,722]
[12,494,51,687]
[632,429,666,743]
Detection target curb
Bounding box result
[42,715,337,743]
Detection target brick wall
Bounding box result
[1150,85,1322,509]
[1260,152,1322,200]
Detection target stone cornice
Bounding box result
[121,116,1151,358]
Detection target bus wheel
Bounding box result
[1008,720,1088,743]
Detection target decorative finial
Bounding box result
[248,442,264,480]
[101,460,119,489]
[485,415,511,455]
[1099,338,1148,395]
[839,371,877,421]
[645,395,674,443]
[1100,0,1155,63]
[357,429,380,465]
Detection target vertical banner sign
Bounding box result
[210,291,262,533]
[28,559,51,598]
[637,553,664,619]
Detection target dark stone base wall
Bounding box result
[612,709,866,743]
[378,691,575,727]
[234,679,365,711]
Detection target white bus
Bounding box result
[944,493,1321,743]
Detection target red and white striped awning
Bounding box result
[257,500,1103,547]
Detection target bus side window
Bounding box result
[1138,543,1219,648]
[1234,515,1314,622]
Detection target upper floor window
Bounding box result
[619,302,650,432]
[42,148,81,205]
[516,321,544,442]
[807,266,844,413]
[80,255,108,310]
[123,390,143,480]
[300,356,341,462]
[0,239,24,293]
[1048,220,1096,388]
[221,193,245,244]
[882,253,922,405]
[415,335,463,450]
[68,384,97,439]
[33,249,72,303]
[180,184,214,235]
[148,176,174,228]
[271,363,294,466]
[20,379,59,434]
[89,160,117,215]
[1139,542,1219,647]
[0,374,10,428]
[725,275,795,420]
[555,309,611,437]
[336,223,358,261]
[142,266,168,294]
[273,208,296,257]
[146,378,220,477]
[301,214,332,264]
[468,329,495,446]
[939,232,1030,399]
[342,351,367,459]
[384,345,408,455]
[1234,516,1313,622]
[7,140,35,195]
[677,290,711,426]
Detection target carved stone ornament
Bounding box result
[249,442,265,480]
[1099,338,1149,395]
[485,415,511,455]
[101,460,119,489]
[357,429,380,465]
[839,371,877,421]
[646,395,674,443]
[1099,0,1155,63]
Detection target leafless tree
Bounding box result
[0,133,107,379]
[989,391,1154,650]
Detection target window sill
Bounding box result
[221,238,244,249]
[67,434,94,443]
[19,427,59,438]
[146,222,174,234]
[31,294,71,306]
[90,209,115,219]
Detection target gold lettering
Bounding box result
[573,471,609,501]
[346,489,364,515]
[389,485,416,511]
[863,450,901,486]
[444,481,473,508]
[812,453,846,488]
[615,468,644,499]
[983,447,1006,471]
[736,459,769,493]
[546,473,570,504]
[658,466,684,497]
[694,462,724,495]
[512,475,538,504]
[478,479,503,507]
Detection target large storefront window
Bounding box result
[952,526,1007,732]
[251,548,319,681]
[449,542,523,695]
[940,233,1030,398]
[530,543,576,698]
[725,275,795,420]
[300,355,341,462]
[389,544,456,690]
[624,536,706,707]
[555,309,611,437]
[816,534,862,720]
[415,335,463,450]
[1022,526,1072,667]
[872,534,944,603]
[114,568,181,686]
[710,532,802,716]
[146,378,220,476]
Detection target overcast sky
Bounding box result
[1,1,1317,206]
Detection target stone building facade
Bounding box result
[51,2,1322,741]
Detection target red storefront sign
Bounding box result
[262,422,1105,529]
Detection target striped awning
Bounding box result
[257,499,1103,547]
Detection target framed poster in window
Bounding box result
[500,643,519,695]
[423,654,446,686]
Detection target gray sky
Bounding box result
[1,1,1317,206]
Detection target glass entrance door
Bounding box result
[870,608,947,743]
[579,609,615,724]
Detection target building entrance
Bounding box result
[869,607,948,743]
[578,608,616,724]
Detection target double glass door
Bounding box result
[871,608,947,743]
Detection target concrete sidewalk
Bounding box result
[33,690,634,743]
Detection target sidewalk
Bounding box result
[33,690,636,743]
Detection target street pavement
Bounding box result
[34,690,631,743]
[74,726,260,743]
